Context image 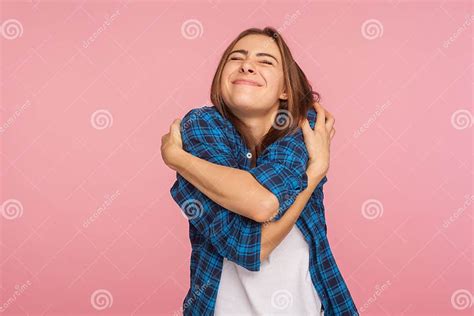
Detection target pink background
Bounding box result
[1,0,472,315]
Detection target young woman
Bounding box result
[161,27,358,316]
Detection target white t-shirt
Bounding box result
[215,225,324,315]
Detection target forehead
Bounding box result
[231,34,281,59]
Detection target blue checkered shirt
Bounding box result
[170,105,359,316]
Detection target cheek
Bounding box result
[263,70,283,89]
[222,63,236,77]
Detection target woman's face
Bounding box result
[220,34,287,117]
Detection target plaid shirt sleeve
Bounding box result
[170,108,262,272]
[248,128,310,222]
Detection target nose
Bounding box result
[240,60,255,74]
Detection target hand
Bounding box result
[301,102,335,180]
[160,118,184,171]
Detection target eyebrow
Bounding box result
[228,49,279,64]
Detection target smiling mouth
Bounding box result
[232,79,262,87]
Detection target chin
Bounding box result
[230,96,263,111]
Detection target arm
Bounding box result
[171,149,278,223]
[167,108,266,271]
[165,107,312,271]
[167,108,309,223]
[170,172,262,271]
[165,103,333,265]
[172,146,321,261]
[171,164,323,267]
[257,101,336,261]
[260,167,324,262]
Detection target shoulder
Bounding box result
[273,107,317,144]
[180,105,234,147]
[261,107,318,160]
[181,105,230,132]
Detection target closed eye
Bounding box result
[229,57,273,65]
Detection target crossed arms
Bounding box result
[169,109,324,271]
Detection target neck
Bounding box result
[235,104,279,148]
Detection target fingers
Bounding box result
[314,102,336,137]
[325,110,335,132]
[329,127,336,140]
[314,102,325,130]
[301,118,312,138]
[170,118,182,133]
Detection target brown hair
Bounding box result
[210,26,321,164]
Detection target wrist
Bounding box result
[306,164,325,189]
[168,148,188,172]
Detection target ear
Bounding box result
[279,91,288,100]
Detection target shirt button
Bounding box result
[246,152,252,159]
